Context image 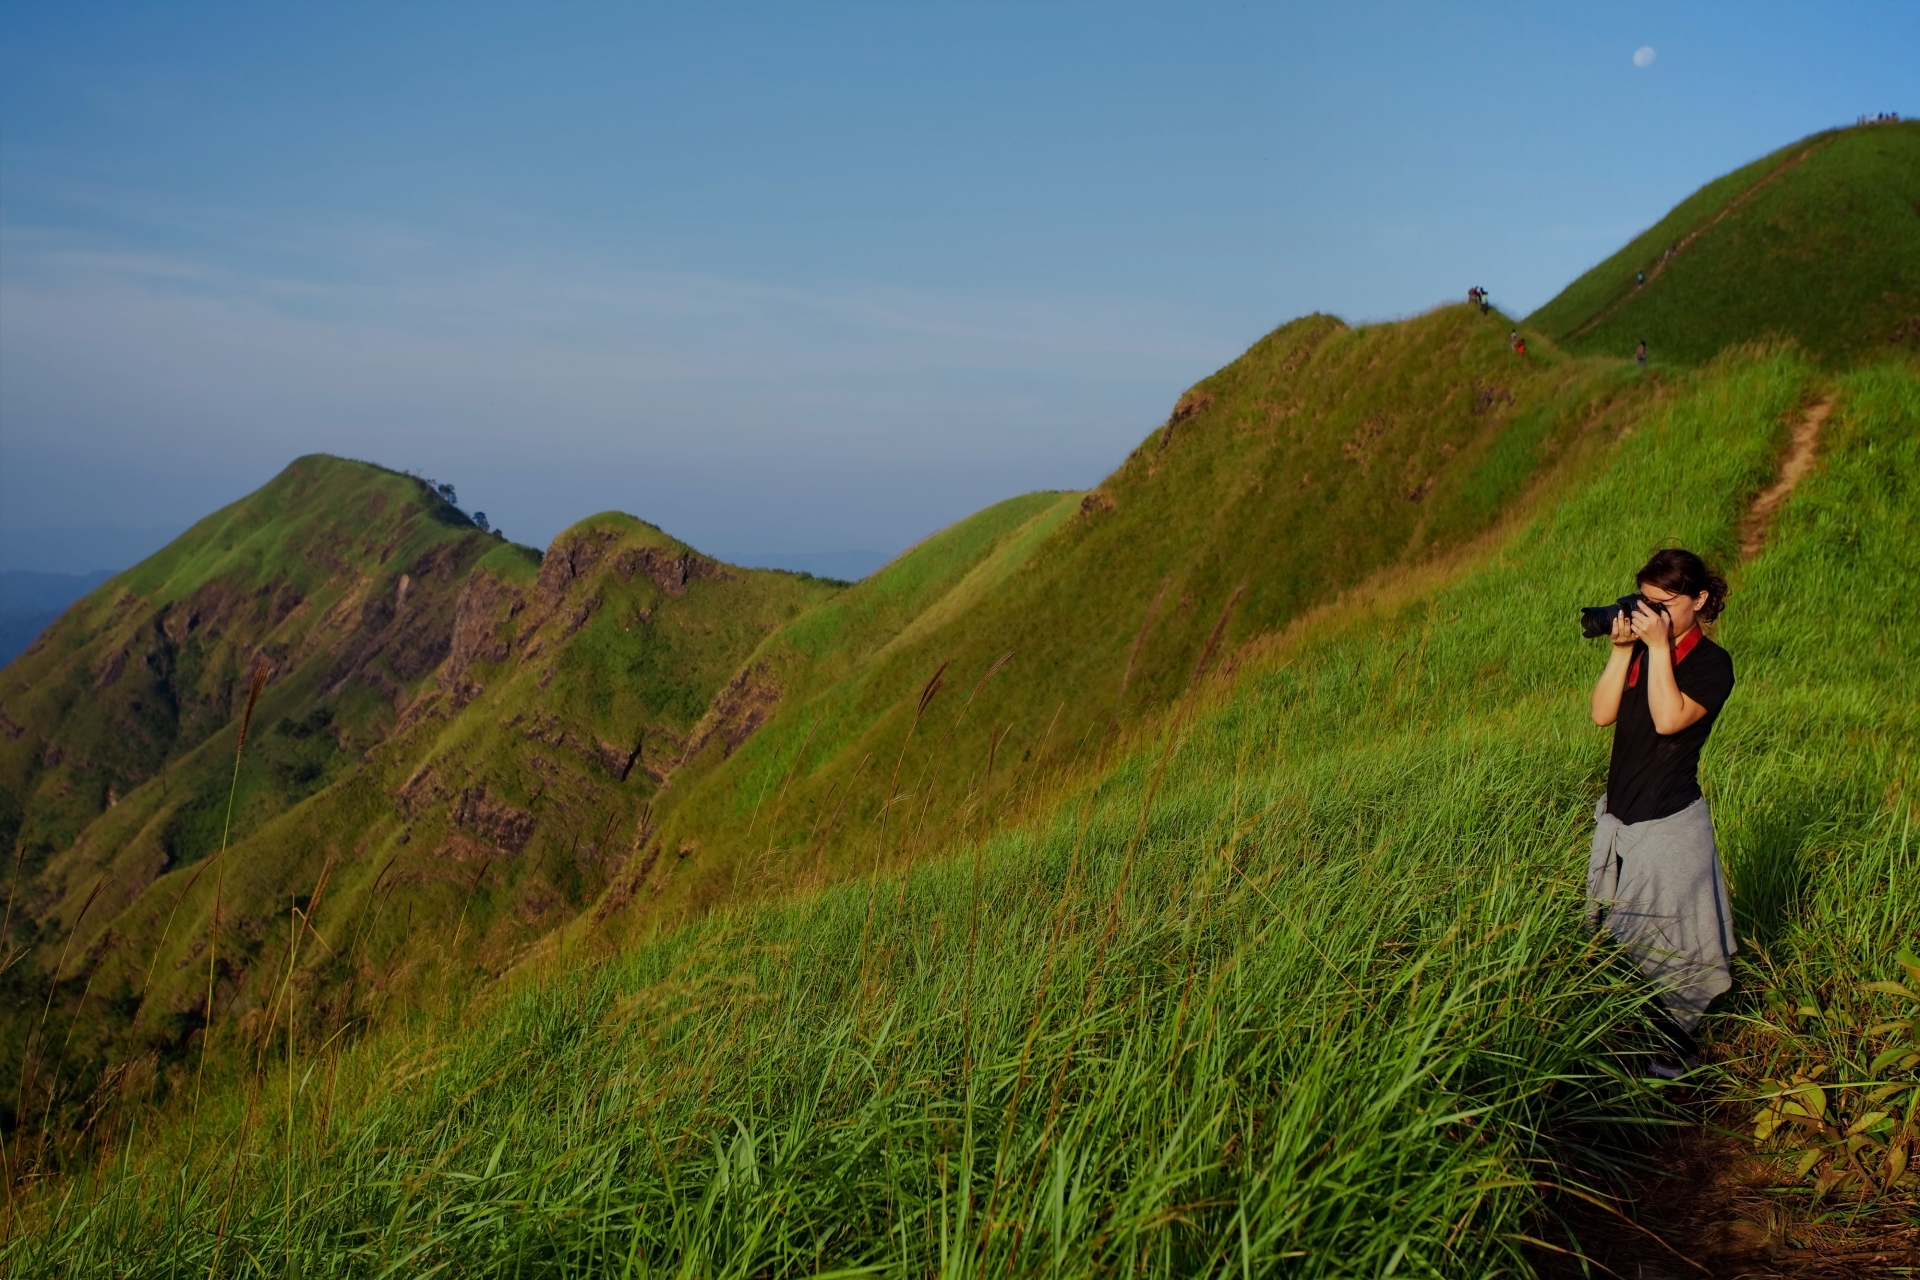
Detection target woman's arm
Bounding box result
[1590,612,1637,726]
[1631,603,1710,734]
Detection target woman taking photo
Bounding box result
[1586,548,1737,1078]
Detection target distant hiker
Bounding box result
[1478,289,1491,315]
[1586,549,1737,1079]
[1635,340,1648,367]
[1636,271,1645,285]
[1468,286,1483,308]
[1509,329,1526,356]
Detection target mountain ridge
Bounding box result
[11,343,1914,1272]
[1529,119,1920,366]
[4,129,1918,1266]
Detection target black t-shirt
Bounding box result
[1606,633,1736,825]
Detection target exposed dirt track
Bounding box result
[1567,141,1832,343]
[1532,1120,1920,1278]
[1740,396,1833,560]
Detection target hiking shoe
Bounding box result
[1646,1053,1688,1080]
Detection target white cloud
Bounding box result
[1633,46,1656,69]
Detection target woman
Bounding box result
[1586,548,1737,1078]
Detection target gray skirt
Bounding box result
[1585,796,1737,1031]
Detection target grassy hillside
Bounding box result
[1529,121,1920,367]
[1,456,502,1140]
[10,347,1912,1275]
[0,456,486,871]
[593,304,1659,934]
[8,127,1920,1271]
[0,476,842,1156]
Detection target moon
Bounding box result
[1633,46,1656,68]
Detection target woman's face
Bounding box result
[1638,582,1708,635]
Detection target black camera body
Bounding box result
[1580,592,1667,639]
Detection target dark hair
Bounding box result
[1636,548,1728,621]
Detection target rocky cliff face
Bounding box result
[0,459,496,898]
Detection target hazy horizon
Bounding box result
[4,2,1913,573]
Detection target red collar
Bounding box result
[1627,626,1702,687]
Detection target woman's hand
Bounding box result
[1593,611,1638,725]
[1630,599,1673,650]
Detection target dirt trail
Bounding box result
[1566,140,1831,343]
[1739,395,1832,559]
[1531,1119,1920,1278]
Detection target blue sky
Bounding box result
[2,1,1913,571]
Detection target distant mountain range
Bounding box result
[730,549,891,581]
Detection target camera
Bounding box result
[1580,593,1667,639]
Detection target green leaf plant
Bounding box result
[1751,949,1920,1201]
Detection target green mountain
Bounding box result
[7,301,1651,1119]
[6,128,1919,1272]
[15,334,1916,1280]
[0,461,841,1131]
[594,306,1658,936]
[1529,120,1920,366]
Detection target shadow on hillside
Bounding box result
[1724,808,1827,953]
[1717,766,1869,954]
[1529,1113,1919,1277]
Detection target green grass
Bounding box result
[756,492,1075,676]
[23,297,1649,1145]
[0,455,488,872]
[9,347,1912,1275]
[0,473,841,1160]
[14,125,1904,1154]
[1529,122,1920,368]
[1,456,507,1142]
[10,121,1920,1265]
[619,306,1661,929]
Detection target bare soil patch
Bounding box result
[1740,397,1833,560]
[1533,1102,1918,1278]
